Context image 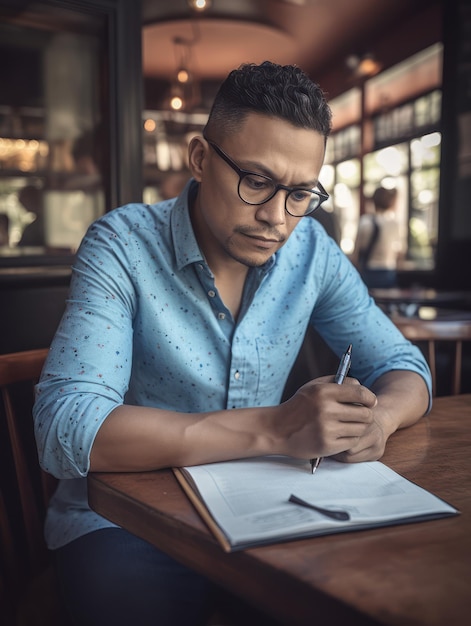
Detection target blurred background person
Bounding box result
[17,184,45,248]
[353,186,403,289]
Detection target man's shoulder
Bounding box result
[284,214,337,252]
[92,199,174,233]
[277,214,343,279]
[291,213,329,238]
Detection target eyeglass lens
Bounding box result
[238,174,323,217]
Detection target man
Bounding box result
[34,61,431,626]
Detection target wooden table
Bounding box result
[369,288,471,308]
[88,394,471,626]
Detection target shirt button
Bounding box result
[208,290,216,298]
[234,370,240,380]
[217,312,225,320]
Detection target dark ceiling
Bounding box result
[141,0,442,101]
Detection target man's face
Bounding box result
[189,112,326,271]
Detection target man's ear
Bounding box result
[188,136,207,182]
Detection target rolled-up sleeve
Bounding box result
[34,216,137,478]
[309,240,432,407]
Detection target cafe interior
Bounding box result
[0,0,470,624]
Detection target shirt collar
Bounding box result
[171,179,205,270]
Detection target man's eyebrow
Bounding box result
[241,158,319,188]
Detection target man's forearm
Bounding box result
[89,403,275,472]
[371,369,430,434]
[90,379,379,472]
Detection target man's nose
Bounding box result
[254,189,287,225]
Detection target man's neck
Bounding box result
[212,263,249,321]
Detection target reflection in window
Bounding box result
[410,152,440,265]
[414,92,442,129]
[361,134,441,270]
[325,44,442,276]
[364,144,408,186]
[142,109,207,204]
[333,160,361,254]
[363,146,408,263]
[411,132,441,168]
[0,18,105,258]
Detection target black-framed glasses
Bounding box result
[204,136,329,217]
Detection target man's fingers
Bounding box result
[336,383,377,409]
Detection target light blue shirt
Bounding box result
[33,180,432,549]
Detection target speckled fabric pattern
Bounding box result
[33,179,432,549]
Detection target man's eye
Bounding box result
[291,190,310,202]
[245,175,271,190]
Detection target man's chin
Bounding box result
[227,250,273,268]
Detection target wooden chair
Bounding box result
[391,316,471,396]
[0,348,63,626]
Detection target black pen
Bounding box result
[310,344,352,474]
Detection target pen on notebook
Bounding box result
[310,343,352,474]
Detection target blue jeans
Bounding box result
[54,527,216,626]
[361,268,397,289]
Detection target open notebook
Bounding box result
[174,456,458,552]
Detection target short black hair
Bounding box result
[372,187,398,211]
[204,61,332,142]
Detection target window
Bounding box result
[0,10,106,261]
[324,44,443,275]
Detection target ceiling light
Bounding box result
[170,95,184,111]
[346,53,382,79]
[358,55,382,77]
[187,0,211,12]
[177,68,191,84]
[169,29,200,112]
[144,118,156,132]
[169,81,186,111]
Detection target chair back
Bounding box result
[392,317,471,396]
[0,348,60,624]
